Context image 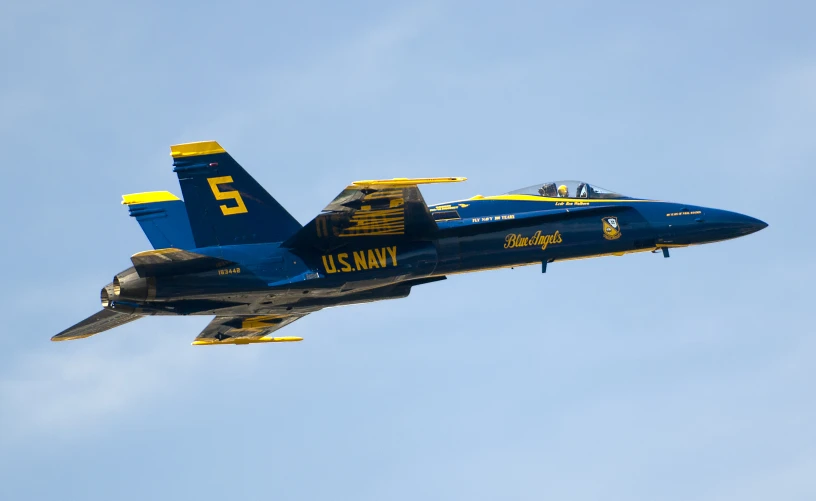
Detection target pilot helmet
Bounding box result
[539,183,557,197]
[557,184,569,197]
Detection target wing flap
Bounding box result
[52,309,142,342]
[192,314,306,346]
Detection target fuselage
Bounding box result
[54,144,770,344]
[106,191,766,318]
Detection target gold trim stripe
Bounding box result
[352,177,466,187]
[170,140,227,158]
[121,191,181,205]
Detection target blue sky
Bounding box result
[1,1,813,499]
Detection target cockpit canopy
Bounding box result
[505,180,626,199]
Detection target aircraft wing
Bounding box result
[52,309,142,342]
[283,177,465,250]
[191,314,307,345]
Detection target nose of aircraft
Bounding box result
[683,208,767,244]
[657,205,767,247]
[711,210,768,237]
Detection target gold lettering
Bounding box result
[374,248,387,267]
[386,246,398,266]
[337,253,352,272]
[540,234,552,250]
[504,230,563,251]
[207,176,248,216]
[321,255,337,274]
[353,251,367,270]
[367,249,380,268]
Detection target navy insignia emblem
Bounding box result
[602,216,621,240]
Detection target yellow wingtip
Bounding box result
[259,336,304,343]
[351,177,467,188]
[192,336,304,346]
[121,191,181,205]
[170,140,226,158]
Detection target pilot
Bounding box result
[538,183,557,197]
[576,182,588,198]
[557,184,569,198]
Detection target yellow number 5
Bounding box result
[207,176,248,215]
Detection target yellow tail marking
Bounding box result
[207,176,248,215]
[121,191,180,205]
[170,140,226,158]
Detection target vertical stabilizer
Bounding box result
[122,191,196,250]
[170,141,302,247]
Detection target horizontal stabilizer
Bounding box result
[284,177,465,250]
[52,309,142,341]
[131,248,236,277]
[192,314,306,345]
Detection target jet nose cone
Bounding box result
[735,214,768,236]
[711,210,768,238]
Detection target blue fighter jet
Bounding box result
[53,141,767,344]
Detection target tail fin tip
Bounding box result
[170,140,226,158]
[122,191,181,205]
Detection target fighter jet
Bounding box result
[53,141,767,345]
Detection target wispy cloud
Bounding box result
[0,319,259,444]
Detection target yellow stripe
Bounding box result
[130,247,182,257]
[552,247,659,262]
[170,140,226,158]
[348,223,404,231]
[435,247,664,278]
[352,177,466,187]
[258,336,303,342]
[437,260,543,276]
[192,336,303,346]
[344,230,404,235]
[350,221,405,228]
[355,208,404,216]
[352,214,404,220]
[121,191,181,205]
[348,218,404,226]
[479,194,657,203]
